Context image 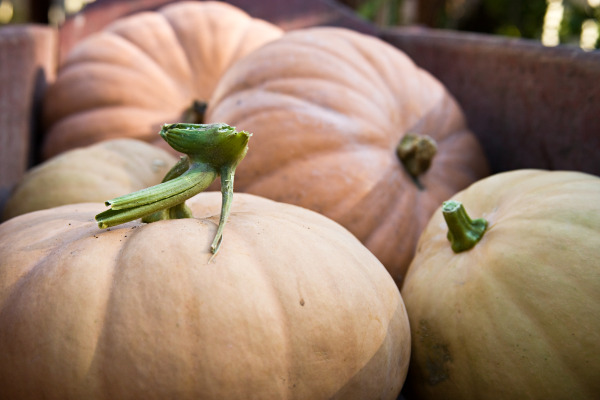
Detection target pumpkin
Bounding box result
[205,26,490,285]
[0,192,411,400]
[1,138,177,221]
[41,1,283,158]
[400,169,600,399]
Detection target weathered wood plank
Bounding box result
[0,24,57,215]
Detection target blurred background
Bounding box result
[340,0,599,49]
[0,0,598,50]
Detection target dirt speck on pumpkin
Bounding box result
[417,319,452,386]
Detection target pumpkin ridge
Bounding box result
[49,63,182,113]
[210,82,392,147]
[401,90,463,142]
[259,77,392,133]
[85,232,133,391]
[472,255,591,396]
[61,32,186,104]
[239,145,388,197]
[218,219,295,395]
[284,29,405,100]
[243,146,415,279]
[160,8,211,99]
[260,37,397,110]
[289,29,448,130]
[206,209,320,395]
[0,207,95,298]
[209,30,396,112]
[42,108,177,158]
[292,41,389,93]
[0,211,128,390]
[211,17,255,79]
[208,28,456,159]
[86,222,162,397]
[103,10,194,95]
[321,30,421,112]
[360,179,423,281]
[235,208,395,395]
[104,31,190,101]
[158,1,279,102]
[331,153,401,225]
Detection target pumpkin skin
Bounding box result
[2,139,177,221]
[0,192,410,400]
[205,27,490,286]
[400,169,600,400]
[42,1,283,158]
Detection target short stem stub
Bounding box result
[397,133,437,189]
[442,200,487,253]
[95,123,251,258]
[182,100,207,124]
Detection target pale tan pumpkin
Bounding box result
[42,1,283,158]
[401,169,600,399]
[2,139,177,221]
[0,192,411,400]
[206,27,490,285]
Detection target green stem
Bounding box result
[141,156,194,223]
[182,100,207,124]
[397,133,437,189]
[95,166,217,228]
[208,164,237,262]
[160,155,191,182]
[95,123,251,257]
[442,200,487,253]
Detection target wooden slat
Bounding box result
[382,26,600,176]
[0,24,57,214]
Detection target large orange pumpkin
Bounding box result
[401,169,600,399]
[42,1,283,158]
[0,192,410,400]
[205,27,490,285]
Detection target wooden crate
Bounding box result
[0,24,56,213]
[1,0,599,214]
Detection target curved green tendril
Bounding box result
[95,123,251,258]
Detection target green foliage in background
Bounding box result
[344,0,599,49]
[445,0,548,39]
